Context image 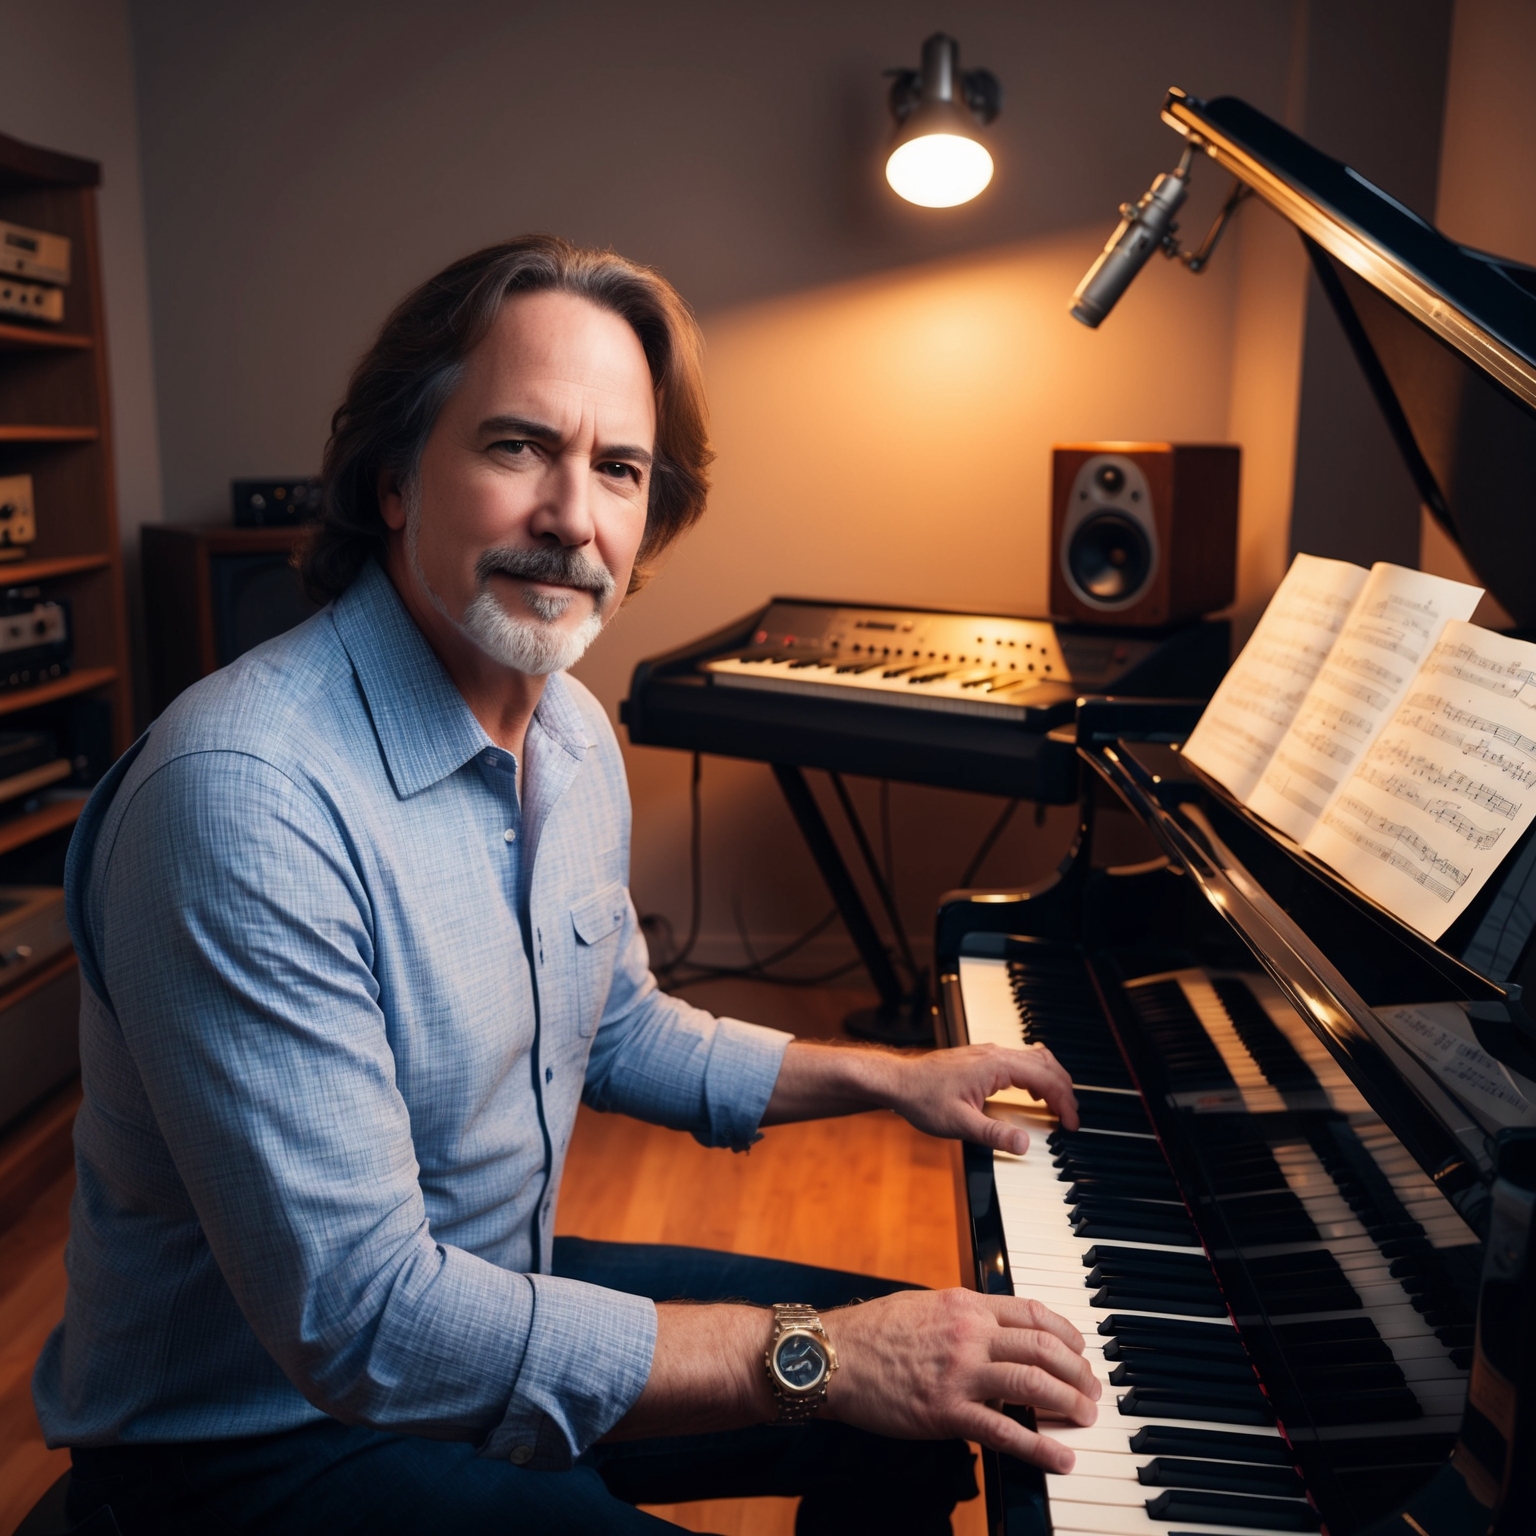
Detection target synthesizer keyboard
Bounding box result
[624,599,1228,800]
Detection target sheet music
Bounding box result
[1303,621,1536,939]
[1375,1002,1536,1131]
[1245,564,1482,842]
[1182,553,1367,800]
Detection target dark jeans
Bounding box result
[67,1238,978,1535]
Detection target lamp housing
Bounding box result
[884,34,1000,209]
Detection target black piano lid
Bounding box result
[1086,730,1536,1224]
[1162,89,1536,627]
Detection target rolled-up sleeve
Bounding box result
[581,895,792,1150]
[95,751,656,1464]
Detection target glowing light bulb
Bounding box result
[885,132,994,208]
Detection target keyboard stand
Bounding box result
[770,764,933,1045]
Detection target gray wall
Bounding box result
[129,0,1296,524]
[117,1,1475,970]
[0,0,163,708]
[1287,0,1456,569]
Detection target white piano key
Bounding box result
[958,956,1026,1049]
[1050,1499,1305,1536]
[1045,1472,1161,1507]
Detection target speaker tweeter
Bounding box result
[1050,442,1239,628]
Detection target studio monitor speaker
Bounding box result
[142,523,321,717]
[1050,442,1239,628]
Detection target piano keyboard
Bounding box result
[699,601,1166,722]
[960,946,1479,1535]
[705,649,1081,720]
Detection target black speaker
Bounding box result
[142,524,321,716]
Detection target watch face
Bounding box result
[772,1330,828,1393]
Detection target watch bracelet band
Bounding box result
[766,1303,834,1425]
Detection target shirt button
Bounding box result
[483,753,496,765]
[503,828,516,843]
[510,1444,534,1466]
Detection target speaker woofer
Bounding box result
[1067,511,1153,604]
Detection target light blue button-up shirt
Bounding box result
[32,560,791,1468]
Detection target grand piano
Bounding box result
[941,94,1536,1535]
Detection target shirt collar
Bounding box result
[331,561,593,799]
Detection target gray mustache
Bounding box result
[475,545,616,603]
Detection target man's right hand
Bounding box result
[822,1289,1099,1473]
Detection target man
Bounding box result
[36,237,1098,1534]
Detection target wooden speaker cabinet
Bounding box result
[142,523,320,717]
[1050,442,1240,628]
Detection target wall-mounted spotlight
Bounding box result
[884,34,1000,208]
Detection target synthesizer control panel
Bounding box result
[701,600,1161,721]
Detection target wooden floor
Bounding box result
[0,981,987,1535]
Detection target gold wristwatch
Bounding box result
[764,1303,838,1423]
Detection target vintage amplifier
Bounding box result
[0,218,71,286]
[0,591,71,691]
[0,474,37,559]
[0,274,63,325]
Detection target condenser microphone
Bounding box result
[1070,160,1190,328]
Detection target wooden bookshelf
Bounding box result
[0,552,110,583]
[0,129,131,776]
[0,665,116,718]
[0,797,84,858]
[0,322,92,352]
[0,424,99,442]
[0,129,133,1137]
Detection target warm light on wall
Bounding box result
[884,33,999,209]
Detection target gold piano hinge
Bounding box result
[1400,1515,1431,1536]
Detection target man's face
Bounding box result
[384,289,656,674]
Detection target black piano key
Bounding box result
[1268,1337,1395,1367]
[1091,1285,1227,1316]
[1277,1363,1408,1393]
[1083,1244,1212,1272]
[1104,1339,1251,1370]
[1073,1214,1201,1245]
[1104,1337,1251,1369]
[1282,1388,1422,1425]
[1450,1346,1473,1369]
[1144,1488,1319,1530]
[1098,1314,1246,1349]
[1085,1258,1217,1287]
[1073,1091,1154,1133]
[1106,1351,1254,1384]
[1127,1425,1293,1464]
[1118,1385,1273,1424]
[1109,1358,1255,1388]
[1065,1174,1182,1200]
[1260,1286,1362,1315]
[1138,1456,1306,1496]
[1270,1317,1379,1346]
[1049,1128,1162,1158]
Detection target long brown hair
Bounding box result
[298,235,712,602]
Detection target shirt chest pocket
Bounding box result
[570,881,627,1036]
